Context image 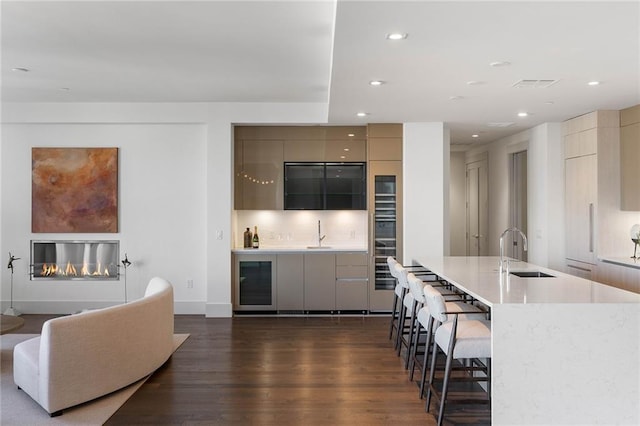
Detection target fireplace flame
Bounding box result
[40,261,111,278]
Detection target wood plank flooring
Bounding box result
[13,315,490,425]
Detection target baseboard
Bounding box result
[2,301,207,315]
[205,303,233,318]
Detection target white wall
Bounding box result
[527,123,565,270]
[1,122,208,313]
[465,123,564,267]
[1,102,328,317]
[403,122,447,263]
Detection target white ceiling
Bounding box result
[2,1,639,146]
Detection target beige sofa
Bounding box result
[13,277,174,416]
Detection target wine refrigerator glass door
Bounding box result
[368,160,402,311]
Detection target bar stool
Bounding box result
[397,268,458,364]
[424,285,491,426]
[407,276,484,384]
[387,257,433,346]
[409,284,487,399]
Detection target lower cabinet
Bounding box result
[276,254,304,311]
[234,251,368,313]
[303,253,336,311]
[336,253,368,312]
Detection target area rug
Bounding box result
[0,333,189,425]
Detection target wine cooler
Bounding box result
[368,160,403,311]
[373,176,397,290]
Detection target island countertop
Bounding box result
[414,256,640,425]
[232,246,367,254]
[415,256,640,306]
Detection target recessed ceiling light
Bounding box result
[12,67,29,72]
[369,80,385,86]
[490,61,511,67]
[587,81,601,86]
[466,80,485,86]
[343,148,350,152]
[517,112,529,117]
[356,112,368,117]
[347,133,355,137]
[386,33,407,40]
[544,101,555,105]
[472,134,479,138]
[449,96,464,101]
[340,155,346,159]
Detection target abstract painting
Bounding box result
[32,147,118,233]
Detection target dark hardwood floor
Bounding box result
[12,315,490,425]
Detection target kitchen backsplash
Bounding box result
[234,210,368,248]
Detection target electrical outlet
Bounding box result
[187,279,194,289]
[216,230,223,240]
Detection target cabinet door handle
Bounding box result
[589,203,594,253]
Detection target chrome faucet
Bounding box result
[499,227,528,274]
[318,220,326,247]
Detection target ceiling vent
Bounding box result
[486,122,515,128]
[512,79,559,89]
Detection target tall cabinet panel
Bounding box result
[563,110,619,279]
[368,124,403,311]
[565,154,597,264]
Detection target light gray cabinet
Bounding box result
[303,253,336,311]
[336,253,368,312]
[276,253,304,311]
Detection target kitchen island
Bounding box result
[415,256,640,426]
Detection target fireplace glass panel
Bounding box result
[31,240,120,280]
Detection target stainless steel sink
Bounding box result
[510,271,555,278]
[306,246,332,249]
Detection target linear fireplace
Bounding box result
[31,240,120,280]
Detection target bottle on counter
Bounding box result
[243,227,252,248]
[252,226,260,248]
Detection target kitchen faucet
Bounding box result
[499,227,528,274]
[318,220,326,247]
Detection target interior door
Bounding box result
[466,159,488,256]
[510,151,528,261]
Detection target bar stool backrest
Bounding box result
[407,272,426,303]
[424,285,448,323]
[387,257,401,279]
[394,263,409,289]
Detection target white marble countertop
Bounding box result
[415,256,640,306]
[598,256,640,270]
[232,246,367,254]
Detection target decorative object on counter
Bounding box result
[631,224,640,259]
[4,252,21,316]
[121,253,132,303]
[252,226,260,248]
[243,227,253,248]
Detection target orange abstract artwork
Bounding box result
[32,148,118,233]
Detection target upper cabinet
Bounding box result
[235,126,366,210]
[283,126,366,162]
[367,123,403,161]
[620,105,640,211]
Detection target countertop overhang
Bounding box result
[415,256,640,306]
[232,247,367,254]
